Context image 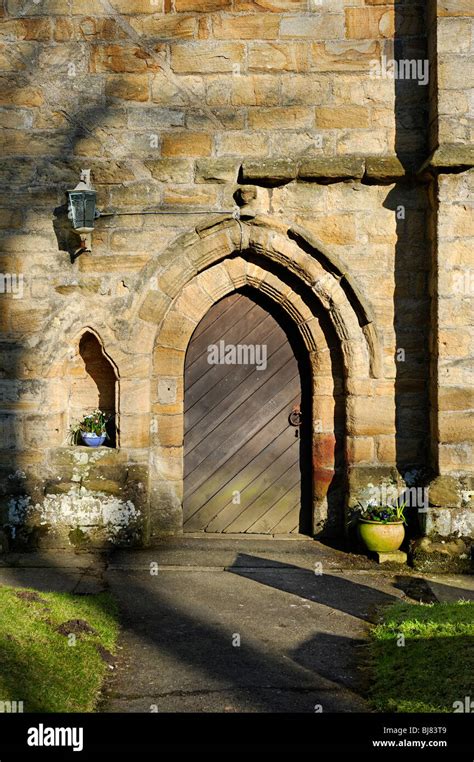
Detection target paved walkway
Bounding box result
[1,538,472,713]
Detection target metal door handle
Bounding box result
[289,405,302,427]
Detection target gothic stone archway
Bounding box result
[147,218,379,541]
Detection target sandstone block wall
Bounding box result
[0,0,472,557]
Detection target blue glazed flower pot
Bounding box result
[80,432,106,447]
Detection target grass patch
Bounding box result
[0,586,119,712]
[369,600,474,713]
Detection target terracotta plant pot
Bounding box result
[358,519,405,552]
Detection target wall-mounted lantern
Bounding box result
[66,170,100,258]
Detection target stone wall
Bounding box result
[0,0,472,558]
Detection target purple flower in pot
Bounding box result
[70,409,111,448]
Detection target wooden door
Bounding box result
[183,291,306,534]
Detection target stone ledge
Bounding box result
[298,157,365,182]
[364,156,406,182]
[240,156,409,186]
[240,159,297,186]
[420,145,474,173]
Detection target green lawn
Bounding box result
[369,600,474,713]
[0,586,119,712]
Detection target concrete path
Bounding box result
[100,538,404,713]
[0,538,472,713]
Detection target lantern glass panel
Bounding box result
[69,190,96,232]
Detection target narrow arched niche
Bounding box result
[69,331,118,447]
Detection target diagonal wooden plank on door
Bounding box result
[186,303,271,388]
[200,444,300,533]
[185,297,261,386]
[185,347,295,460]
[187,297,272,369]
[222,458,301,534]
[246,481,301,534]
[271,504,303,534]
[184,363,298,477]
[185,320,285,420]
[184,425,298,528]
[185,332,291,437]
[184,396,298,503]
[190,292,243,341]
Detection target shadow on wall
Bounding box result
[389,0,432,491]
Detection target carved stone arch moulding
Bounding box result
[146,217,379,539]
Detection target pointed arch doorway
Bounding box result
[183,288,312,535]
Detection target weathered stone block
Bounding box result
[161,132,212,156]
[376,436,397,464]
[153,348,186,378]
[315,105,369,129]
[346,436,375,464]
[439,412,473,444]
[347,396,396,437]
[438,0,474,17]
[159,315,197,351]
[163,186,218,207]
[280,13,343,39]
[438,57,474,89]
[438,329,471,358]
[241,159,297,185]
[80,478,124,495]
[249,106,314,130]
[138,292,172,324]
[364,156,405,179]
[411,536,471,574]
[231,74,280,106]
[135,14,197,39]
[145,158,193,183]
[345,7,394,39]
[105,0,164,15]
[298,157,365,180]
[79,254,151,274]
[213,13,279,39]
[437,17,473,53]
[428,475,461,508]
[90,44,161,73]
[311,40,379,71]
[217,131,269,156]
[311,213,356,245]
[235,0,307,9]
[248,42,308,72]
[149,480,183,538]
[171,42,244,73]
[439,386,474,412]
[175,0,230,9]
[281,74,331,106]
[120,414,150,449]
[105,74,149,101]
[194,159,239,184]
[151,72,205,105]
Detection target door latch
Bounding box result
[289,404,302,436]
